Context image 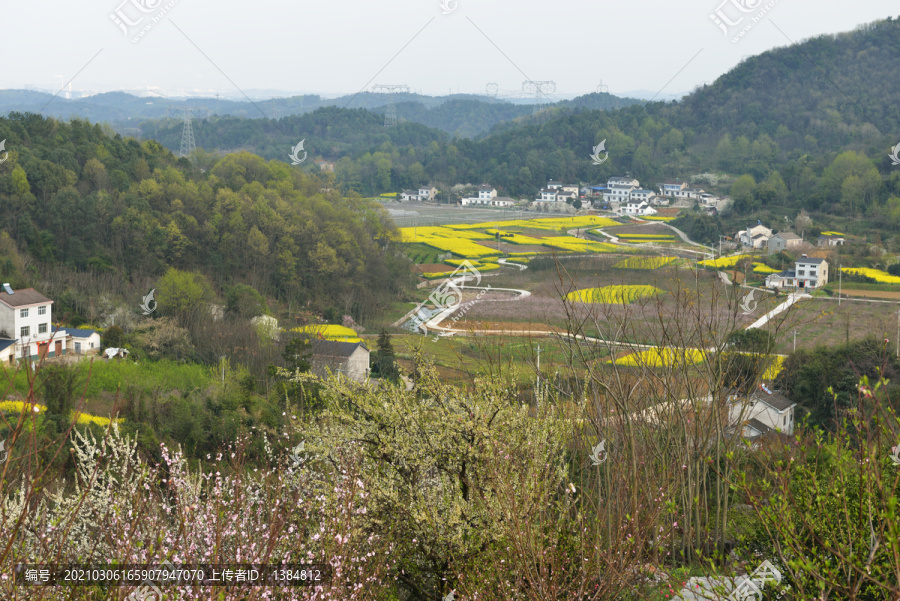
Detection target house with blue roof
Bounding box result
[64,328,101,355]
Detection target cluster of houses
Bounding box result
[395,175,727,215]
[733,224,836,290]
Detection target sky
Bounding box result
[1,0,897,101]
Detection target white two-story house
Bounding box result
[725,385,797,439]
[478,185,497,200]
[0,286,60,363]
[765,255,829,290]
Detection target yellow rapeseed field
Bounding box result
[613,256,676,270]
[0,401,120,426]
[565,285,664,304]
[610,348,707,367]
[447,216,620,232]
[698,254,753,268]
[840,267,900,284]
[753,263,781,274]
[292,325,362,343]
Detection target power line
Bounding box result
[372,84,410,127]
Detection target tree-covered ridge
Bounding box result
[128,16,900,222]
[0,112,412,322]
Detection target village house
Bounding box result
[724,385,798,439]
[659,180,687,197]
[767,231,803,254]
[621,199,658,216]
[765,255,829,289]
[738,224,773,248]
[817,234,846,247]
[310,340,370,383]
[460,196,514,208]
[477,184,497,200]
[604,183,637,204]
[629,189,656,203]
[607,176,640,188]
[400,186,439,202]
[0,286,62,363]
[64,328,102,355]
[546,179,563,189]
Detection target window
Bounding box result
[38,323,47,334]
[20,308,28,318]
[798,270,805,276]
[38,306,46,316]
[20,326,30,337]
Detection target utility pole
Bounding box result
[793,330,797,352]
[896,310,899,358]
[838,263,842,306]
[536,345,541,372]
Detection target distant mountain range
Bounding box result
[0,89,643,139]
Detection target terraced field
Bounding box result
[565,285,665,304]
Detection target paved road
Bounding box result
[745,292,811,330]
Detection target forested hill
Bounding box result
[127,16,900,222]
[0,89,642,139]
[0,113,413,324]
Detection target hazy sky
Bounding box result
[2,0,897,100]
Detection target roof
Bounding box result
[609,176,636,182]
[752,233,767,239]
[632,189,654,194]
[775,231,801,241]
[65,328,98,339]
[0,288,52,309]
[796,257,824,265]
[662,180,684,185]
[310,339,369,359]
[478,184,495,190]
[0,339,14,352]
[746,418,773,437]
[751,389,795,412]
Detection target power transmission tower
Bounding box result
[372,84,410,127]
[596,80,609,94]
[522,80,556,114]
[167,107,208,157]
[485,82,499,98]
